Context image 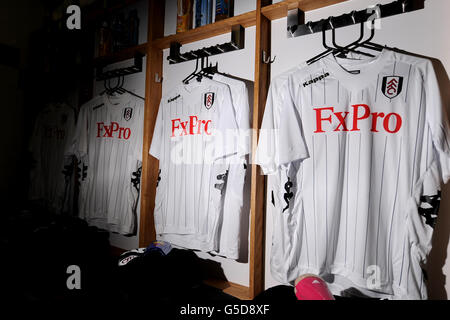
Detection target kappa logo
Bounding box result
[203,92,215,110]
[303,72,330,87]
[124,107,133,121]
[381,76,403,99]
[282,178,294,213]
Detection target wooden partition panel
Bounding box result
[249,0,272,300]
[139,0,165,247]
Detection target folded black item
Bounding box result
[116,248,203,303]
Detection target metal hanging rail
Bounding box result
[96,53,144,81]
[167,25,245,64]
[287,0,425,38]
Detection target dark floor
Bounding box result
[0,205,240,305]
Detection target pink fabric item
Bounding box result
[294,274,335,300]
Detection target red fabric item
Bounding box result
[294,274,335,300]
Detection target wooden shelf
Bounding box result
[93,43,148,66]
[151,0,350,49]
[262,0,348,21]
[152,11,257,49]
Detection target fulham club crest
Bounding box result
[124,107,133,121]
[203,92,215,110]
[381,76,403,99]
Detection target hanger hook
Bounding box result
[351,10,356,24]
[262,51,276,64]
[402,0,407,13]
[120,74,125,88]
[306,21,314,33]
[328,16,334,29]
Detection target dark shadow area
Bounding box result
[197,257,229,281]
[239,78,254,263]
[1,204,238,304]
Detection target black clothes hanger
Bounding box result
[96,75,144,109]
[307,16,382,65]
[122,89,145,100]
[182,56,218,84]
[183,57,200,84]
[195,57,207,82]
[342,10,386,54]
[332,20,375,58]
[110,76,122,94]
[116,75,145,100]
[334,23,364,58]
[197,56,218,80]
[306,23,334,65]
[115,75,126,94]
[199,57,219,78]
[99,78,109,96]
[354,20,385,52]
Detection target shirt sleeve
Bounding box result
[408,60,450,264]
[254,84,280,175]
[278,75,309,166]
[237,82,251,155]
[63,106,77,157]
[424,60,450,183]
[149,100,164,160]
[215,84,239,159]
[66,104,89,159]
[134,102,145,162]
[255,74,309,175]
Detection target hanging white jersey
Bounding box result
[255,65,306,281]
[29,103,76,214]
[256,49,450,299]
[157,75,251,259]
[212,74,251,152]
[150,77,239,252]
[212,74,251,259]
[67,93,144,234]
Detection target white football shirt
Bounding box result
[29,102,76,214]
[256,49,450,299]
[254,65,305,281]
[150,77,238,252]
[212,74,251,259]
[67,93,144,234]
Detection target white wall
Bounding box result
[92,0,148,250]
[265,0,450,299]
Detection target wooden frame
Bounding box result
[136,0,348,300]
